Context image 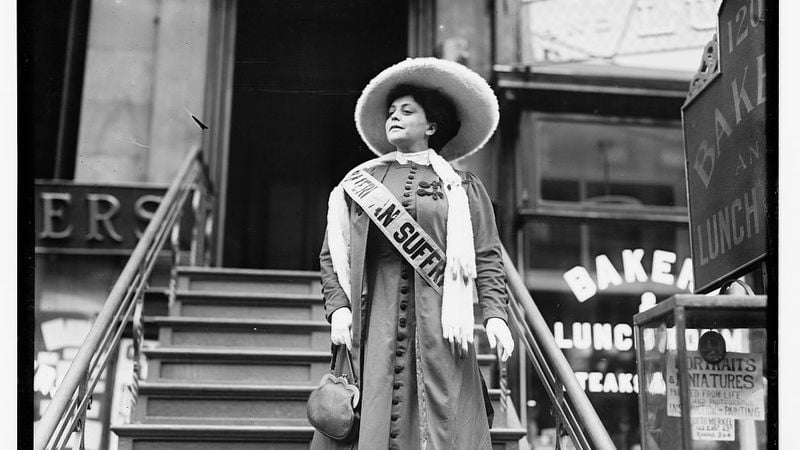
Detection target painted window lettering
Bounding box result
[563,249,693,303]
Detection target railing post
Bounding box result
[517,332,527,427]
[192,147,215,267]
[129,285,145,411]
[203,196,215,266]
[496,346,509,413]
[553,380,565,450]
[190,184,206,266]
[73,373,89,450]
[168,219,182,312]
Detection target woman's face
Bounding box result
[385,95,436,152]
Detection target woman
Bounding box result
[318,58,514,449]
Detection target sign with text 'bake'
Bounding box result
[682,0,767,292]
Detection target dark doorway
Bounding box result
[223,0,408,270]
[22,0,90,180]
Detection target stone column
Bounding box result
[74,0,211,183]
[146,0,210,183]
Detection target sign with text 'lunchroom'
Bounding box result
[682,0,767,293]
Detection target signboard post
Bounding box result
[682,0,767,293]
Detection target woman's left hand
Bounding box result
[485,318,514,362]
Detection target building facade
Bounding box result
[28,1,729,448]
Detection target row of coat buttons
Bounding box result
[396,251,415,448]
[390,265,411,444]
[401,166,418,202]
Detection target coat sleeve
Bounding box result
[463,171,509,325]
[319,228,351,323]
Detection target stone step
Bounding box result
[144,289,171,316]
[134,382,514,427]
[120,265,527,449]
[148,316,331,350]
[112,423,526,450]
[170,290,491,330]
[176,267,320,295]
[134,382,314,426]
[149,315,491,353]
[144,347,498,386]
[170,291,325,321]
[143,348,333,385]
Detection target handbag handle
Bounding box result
[331,344,358,384]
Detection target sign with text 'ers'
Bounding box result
[682,0,767,293]
[35,181,168,254]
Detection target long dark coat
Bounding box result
[318,161,508,449]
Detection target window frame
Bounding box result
[513,110,692,286]
[515,111,690,223]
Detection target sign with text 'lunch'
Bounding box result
[682,0,767,292]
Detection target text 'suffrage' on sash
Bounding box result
[341,168,446,294]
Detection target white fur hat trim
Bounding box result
[355,57,499,162]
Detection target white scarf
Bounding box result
[326,149,476,344]
[395,148,432,166]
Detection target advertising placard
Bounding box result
[691,417,735,441]
[666,351,764,421]
[682,0,768,292]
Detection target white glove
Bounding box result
[486,317,514,362]
[330,308,353,350]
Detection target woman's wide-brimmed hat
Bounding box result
[355,57,499,162]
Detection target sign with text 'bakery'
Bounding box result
[682,0,767,293]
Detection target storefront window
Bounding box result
[520,114,686,209]
[523,220,690,272]
[516,112,692,448]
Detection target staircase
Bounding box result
[113,266,528,449]
[37,148,612,450]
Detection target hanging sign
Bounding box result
[682,0,768,292]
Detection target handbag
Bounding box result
[306,344,360,442]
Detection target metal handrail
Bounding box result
[501,246,615,450]
[34,144,608,448]
[34,146,214,450]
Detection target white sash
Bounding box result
[341,168,445,294]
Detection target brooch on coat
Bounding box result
[417,180,445,200]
